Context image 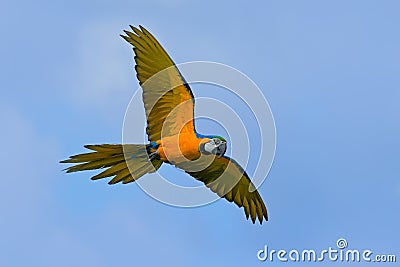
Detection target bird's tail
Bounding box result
[60,144,162,184]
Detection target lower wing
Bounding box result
[176,155,268,224]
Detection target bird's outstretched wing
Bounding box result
[121,25,196,142]
[176,156,268,224]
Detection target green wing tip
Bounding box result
[129,25,137,32]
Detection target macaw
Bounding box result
[61,25,268,224]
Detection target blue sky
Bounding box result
[1,0,399,266]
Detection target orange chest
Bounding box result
[158,133,208,164]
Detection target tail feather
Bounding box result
[122,160,157,184]
[61,144,162,184]
[63,155,125,173]
[108,168,132,184]
[91,160,128,180]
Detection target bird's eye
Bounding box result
[214,138,221,145]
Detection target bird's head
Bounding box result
[199,136,227,158]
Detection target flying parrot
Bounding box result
[61,25,268,224]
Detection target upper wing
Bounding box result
[176,156,268,224]
[121,25,195,142]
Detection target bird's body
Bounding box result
[155,133,208,164]
[61,25,269,224]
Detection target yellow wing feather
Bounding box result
[121,25,195,141]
